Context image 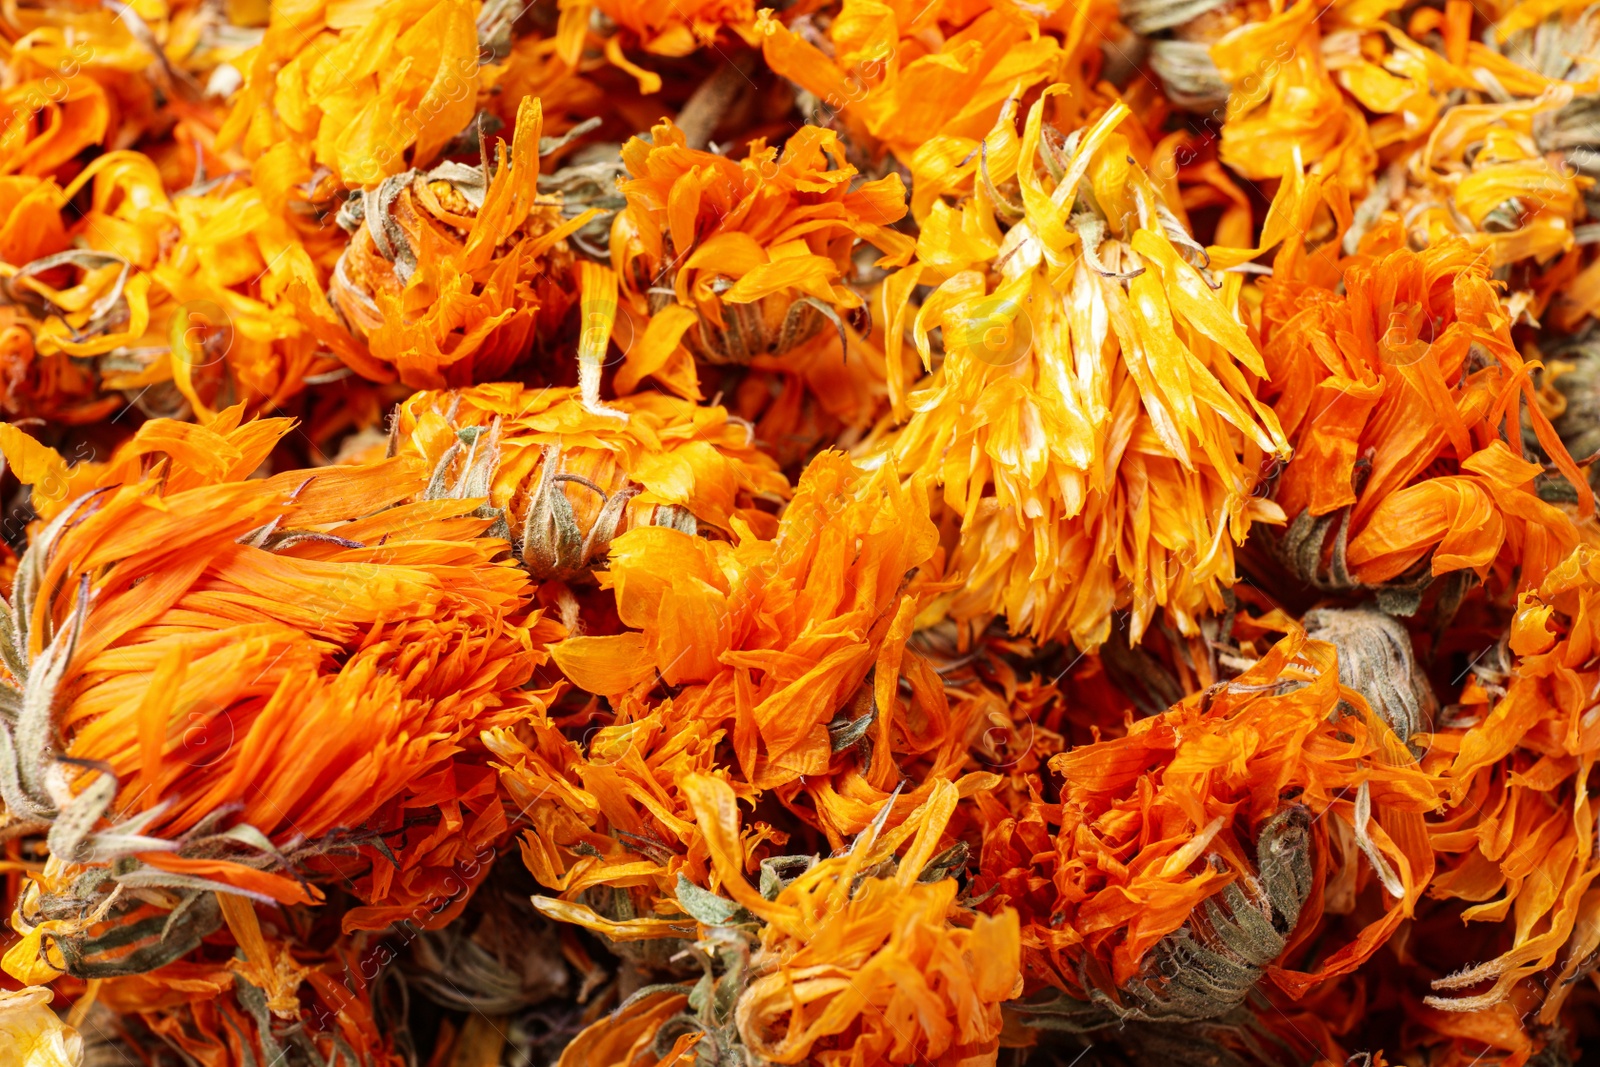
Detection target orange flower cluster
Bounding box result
[0,0,1598,1064]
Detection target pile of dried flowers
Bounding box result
[1,0,1598,1063]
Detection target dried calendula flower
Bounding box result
[0,410,560,980]
[604,775,1021,1067]
[1425,545,1600,1017]
[1201,0,1599,219]
[218,0,494,187]
[547,453,954,810]
[0,168,118,422]
[0,986,82,1067]
[295,98,600,390]
[2,0,270,158]
[1206,0,1379,191]
[1392,86,1594,269]
[93,912,407,1067]
[554,0,763,94]
[1,150,339,422]
[755,0,1070,167]
[1397,1003,1553,1067]
[610,119,914,367]
[390,382,789,582]
[721,297,904,470]
[488,693,730,951]
[1261,216,1588,604]
[1014,805,1316,1030]
[870,92,1290,650]
[972,615,1438,1005]
[488,450,980,952]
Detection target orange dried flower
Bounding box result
[689,774,1021,1066]
[1424,546,1600,1017]
[488,453,982,953]
[1356,89,1596,271]
[533,775,1021,1066]
[1,150,338,422]
[549,453,954,816]
[1205,0,1378,191]
[755,0,1074,167]
[295,98,601,390]
[976,614,1437,1005]
[391,382,790,581]
[0,410,558,983]
[872,93,1289,650]
[1261,218,1588,596]
[219,0,490,188]
[609,119,913,373]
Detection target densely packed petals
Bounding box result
[3,0,1600,1062]
[0,413,558,983]
[609,118,912,380]
[870,94,1289,649]
[1261,215,1589,599]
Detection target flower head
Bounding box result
[756,0,1073,167]
[703,775,1019,1067]
[391,382,789,580]
[539,774,1021,1067]
[0,410,558,980]
[548,453,948,810]
[299,98,601,389]
[488,453,979,962]
[219,0,489,188]
[1424,546,1600,1016]
[1,150,339,422]
[610,119,913,366]
[871,92,1289,649]
[1260,211,1588,598]
[980,614,1438,1010]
